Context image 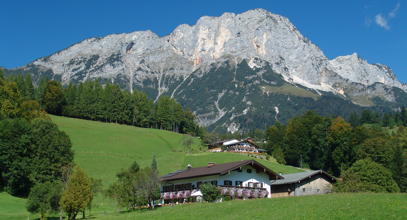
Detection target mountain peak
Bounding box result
[329,53,403,88]
[8,9,407,131]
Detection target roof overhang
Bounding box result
[271,170,336,185]
[161,160,283,182]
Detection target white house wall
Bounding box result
[162,165,273,198]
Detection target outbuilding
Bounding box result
[270,170,336,198]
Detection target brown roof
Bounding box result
[160,160,283,182]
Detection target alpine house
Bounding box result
[160,160,283,203]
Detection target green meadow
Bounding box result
[0,192,30,220]
[96,193,407,220]
[49,115,300,186]
[0,116,405,220]
[2,192,406,220]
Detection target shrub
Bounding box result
[26,181,62,220]
[200,183,221,202]
[336,158,400,193]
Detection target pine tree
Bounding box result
[151,155,157,171]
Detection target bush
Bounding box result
[223,195,232,201]
[26,182,62,220]
[272,146,286,164]
[106,161,160,210]
[336,158,400,193]
[200,183,221,202]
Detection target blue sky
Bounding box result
[1,0,405,82]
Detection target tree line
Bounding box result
[1,71,174,219]
[263,111,406,192]
[1,70,72,197]
[349,108,407,127]
[1,71,104,219]
[6,74,202,136]
[198,108,407,193]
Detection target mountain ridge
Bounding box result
[3,8,406,132]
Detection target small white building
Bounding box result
[160,160,283,203]
[208,138,266,154]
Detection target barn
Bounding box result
[270,170,336,198]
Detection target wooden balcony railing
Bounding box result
[161,186,268,200]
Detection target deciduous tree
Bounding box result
[41,80,66,115]
[336,158,400,193]
[60,166,92,220]
[26,181,62,220]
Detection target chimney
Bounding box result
[207,162,216,167]
[187,164,192,169]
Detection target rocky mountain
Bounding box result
[4,9,406,132]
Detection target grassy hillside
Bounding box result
[106,193,407,220]
[0,116,405,220]
[50,115,195,185]
[50,115,300,185]
[2,193,405,220]
[0,193,29,220]
[54,116,300,218]
[0,115,299,220]
[114,194,407,220]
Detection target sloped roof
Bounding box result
[271,170,336,185]
[161,160,283,182]
[223,139,240,146]
[208,138,260,149]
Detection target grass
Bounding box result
[87,193,407,220]
[2,192,405,220]
[0,192,30,220]
[261,84,319,100]
[183,152,300,174]
[49,115,301,185]
[49,115,196,186]
[3,116,404,219]
[49,115,303,217]
[350,95,374,107]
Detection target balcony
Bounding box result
[160,186,268,200]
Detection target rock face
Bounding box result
[6,9,407,132]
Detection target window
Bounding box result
[174,183,192,191]
[224,180,232,186]
[253,182,263,188]
[211,180,218,186]
[247,169,252,173]
[248,182,254,188]
[235,181,243,186]
[317,189,320,192]
[237,169,242,172]
[302,188,306,192]
[163,185,174,192]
